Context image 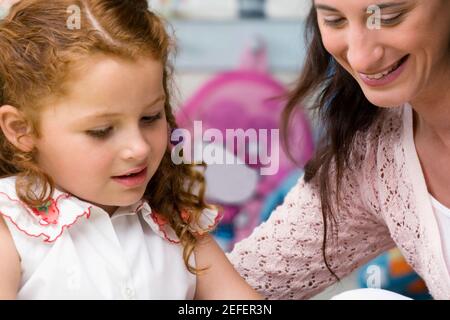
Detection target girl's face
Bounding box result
[315,0,450,107]
[35,55,168,214]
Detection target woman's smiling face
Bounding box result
[315,0,450,107]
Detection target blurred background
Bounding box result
[150,0,314,250]
[148,0,432,300]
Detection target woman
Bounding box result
[228,0,450,299]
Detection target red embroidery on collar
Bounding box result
[151,211,168,226]
[181,210,190,223]
[31,198,59,225]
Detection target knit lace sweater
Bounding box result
[228,104,450,299]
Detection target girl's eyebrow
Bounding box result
[315,1,408,13]
[81,94,166,121]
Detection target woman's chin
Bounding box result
[362,90,410,108]
[369,100,404,108]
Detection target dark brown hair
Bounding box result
[282,5,383,278]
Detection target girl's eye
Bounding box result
[86,127,113,139]
[141,112,163,125]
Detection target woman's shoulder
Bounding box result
[354,104,402,139]
[351,105,407,166]
[363,105,406,146]
[343,105,410,213]
[374,105,405,138]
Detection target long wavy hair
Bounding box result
[282,5,384,278]
[0,0,210,273]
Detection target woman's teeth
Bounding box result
[364,58,403,80]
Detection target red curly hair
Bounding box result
[0,0,212,273]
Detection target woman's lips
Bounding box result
[358,55,410,87]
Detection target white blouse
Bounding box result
[430,194,450,272]
[0,176,220,300]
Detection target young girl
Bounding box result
[0,0,261,300]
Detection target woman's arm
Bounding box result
[0,216,21,300]
[227,172,396,300]
[194,234,262,300]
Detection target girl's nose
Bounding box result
[120,130,151,162]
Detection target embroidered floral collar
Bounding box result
[145,206,222,244]
[0,176,221,244]
[0,177,92,242]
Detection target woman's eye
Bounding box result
[86,127,113,139]
[141,112,163,125]
[380,13,403,24]
[323,17,345,27]
[323,12,404,28]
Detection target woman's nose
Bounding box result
[345,26,384,73]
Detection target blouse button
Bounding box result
[122,286,136,300]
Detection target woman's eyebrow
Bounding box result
[371,2,409,10]
[314,1,408,12]
[314,3,340,12]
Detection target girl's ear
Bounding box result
[0,105,35,152]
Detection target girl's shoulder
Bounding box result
[144,206,222,244]
[0,176,91,243]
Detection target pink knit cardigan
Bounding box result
[228,104,450,299]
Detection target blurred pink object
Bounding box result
[176,38,314,249]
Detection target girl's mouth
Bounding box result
[112,167,148,188]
